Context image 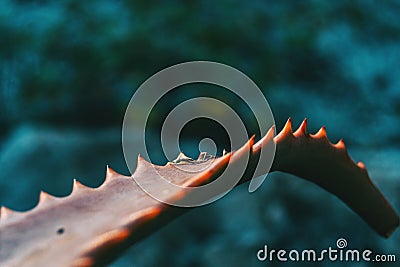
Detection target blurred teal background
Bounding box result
[0,1,399,266]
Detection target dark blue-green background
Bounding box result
[0,1,399,266]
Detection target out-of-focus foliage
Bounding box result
[2,0,399,131]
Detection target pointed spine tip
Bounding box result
[137,154,150,166]
[254,125,275,152]
[235,135,255,155]
[73,179,86,191]
[137,154,155,169]
[106,165,119,181]
[253,125,275,152]
[249,134,256,146]
[137,154,145,162]
[294,118,308,137]
[0,206,21,221]
[267,125,276,140]
[312,126,327,139]
[214,150,231,166]
[230,135,254,162]
[211,150,231,168]
[1,206,12,219]
[275,118,293,141]
[136,154,144,166]
[334,139,346,150]
[39,190,54,203]
[357,161,366,170]
[269,124,276,135]
[285,117,293,133]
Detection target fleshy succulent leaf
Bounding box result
[0,119,398,267]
